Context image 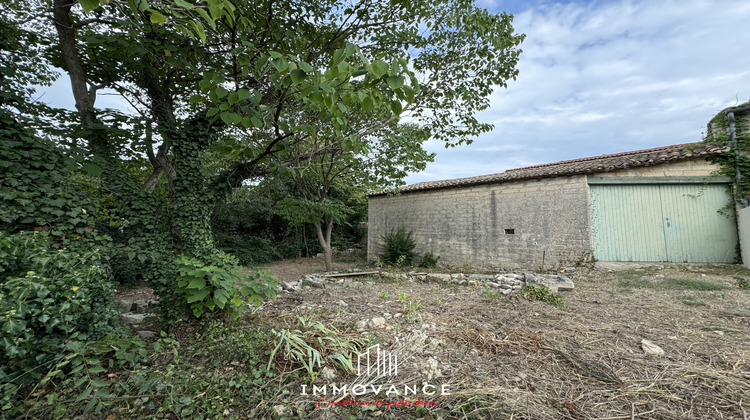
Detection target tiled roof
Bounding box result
[370,143,727,196]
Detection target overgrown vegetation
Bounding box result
[704,104,750,199]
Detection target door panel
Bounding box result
[590,183,737,262]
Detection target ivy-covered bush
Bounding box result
[0,112,93,234]
[0,232,124,386]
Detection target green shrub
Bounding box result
[173,252,278,318]
[381,227,416,266]
[521,283,565,307]
[419,252,440,268]
[0,232,124,388]
[214,233,279,266]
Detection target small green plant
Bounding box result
[407,300,423,313]
[483,286,504,300]
[521,283,565,307]
[378,292,389,299]
[735,276,750,289]
[434,295,446,303]
[398,292,410,304]
[370,255,385,268]
[405,300,423,323]
[381,227,416,266]
[419,252,440,268]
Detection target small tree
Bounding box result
[277,123,432,271]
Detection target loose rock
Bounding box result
[641,339,665,356]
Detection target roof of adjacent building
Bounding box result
[370,142,727,196]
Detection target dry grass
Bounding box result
[252,260,750,419]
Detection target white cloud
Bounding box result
[407,0,750,184]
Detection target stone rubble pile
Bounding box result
[280,270,575,293]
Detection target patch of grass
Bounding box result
[735,276,750,289]
[617,276,729,291]
[680,297,708,306]
[483,286,505,300]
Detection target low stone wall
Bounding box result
[279,270,575,293]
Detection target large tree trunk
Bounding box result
[314,219,334,272]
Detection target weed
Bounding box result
[419,252,440,268]
[378,292,389,299]
[268,316,366,381]
[434,295,446,303]
[398,292,409,304]
[735,276,750,289]
[405,300,423,323]
[521,284,565,307]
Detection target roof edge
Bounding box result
[369,142,727,197]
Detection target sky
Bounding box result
[405,0,750,184]
[39,0,750,186]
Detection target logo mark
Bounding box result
[357,344,398,377]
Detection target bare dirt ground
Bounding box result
[250,258,750,419]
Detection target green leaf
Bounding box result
[237,89,251,101]
[82,162,103,177]
[298,61,313,72]
[386,75,404,90]
[186,277,206,289]
[175,0,194,9]
[149,10,166,25]
[390,100,403,115]
[370,60,388,78]
[189,20,207,43]
[290,69,306,84]
[186,289,210,303]
[195,8,216,29]
[79,0,100,14]
[214,86,228,98]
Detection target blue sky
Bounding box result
[407,0,750,184]
[40,0,750,186]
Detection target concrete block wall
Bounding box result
[368,175,592,270]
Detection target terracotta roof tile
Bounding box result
[370,143,727,196]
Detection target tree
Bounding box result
[23,0,522,317]
[277,123,432,271]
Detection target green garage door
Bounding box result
[590,179,738,262]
